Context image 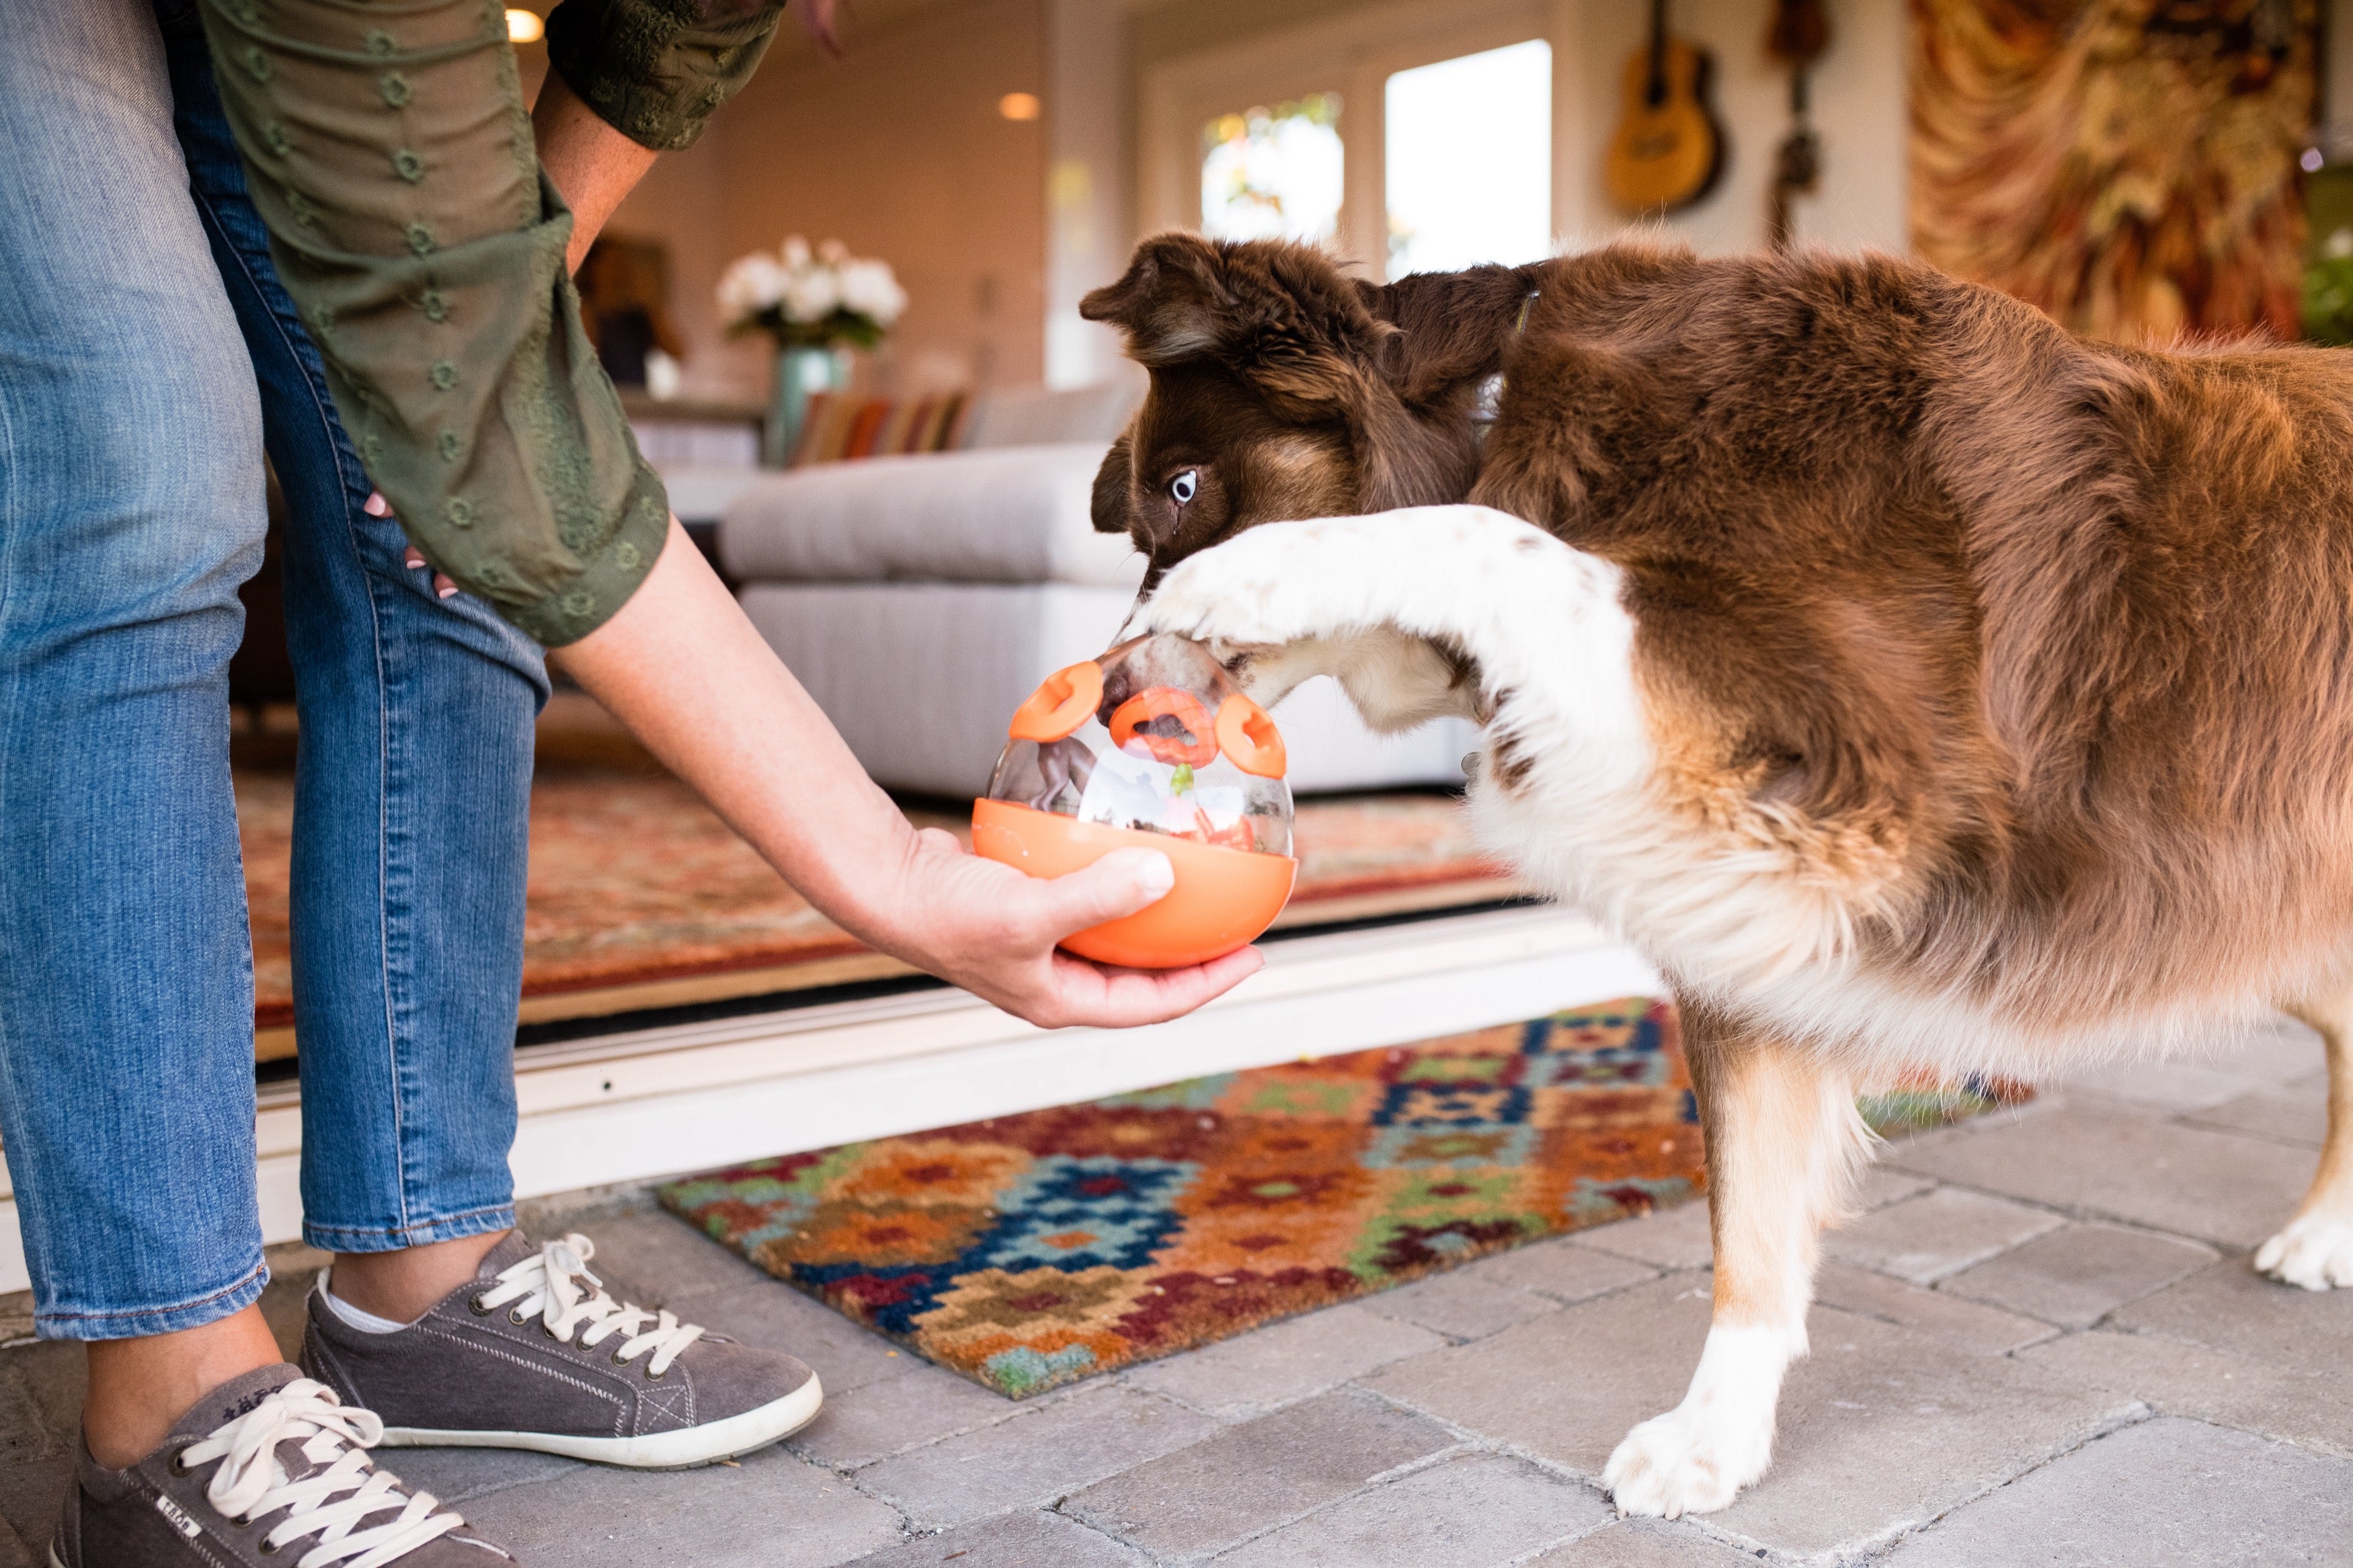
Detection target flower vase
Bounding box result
[764,345,851,468]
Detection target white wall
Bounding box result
[1045,0,1133,388]
[580,0,1915,402]
[1553,0,1909,255]
[598,0,1050,404]
[1130,0,1911,270]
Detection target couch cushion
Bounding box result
[661,464,768,526]
[719,442,1145,588]
[957,382,1141,450]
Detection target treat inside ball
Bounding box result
[973,632,1297,967]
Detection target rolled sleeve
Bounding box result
[195,0,667,646]
[544,0,785,153]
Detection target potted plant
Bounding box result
[719,235,908,466]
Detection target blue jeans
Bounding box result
[0,0,548,1339]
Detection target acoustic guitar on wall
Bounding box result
[1603,0,1724,215]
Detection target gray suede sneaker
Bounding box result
[50,1363,512,1567]
[301,1231,822,1469]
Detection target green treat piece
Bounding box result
[1170,762,1194,794]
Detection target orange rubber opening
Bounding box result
[1215,694,1286,779]
[1108,687,1220,767]
[1009,661,1104,743]
[971,798,1295,968]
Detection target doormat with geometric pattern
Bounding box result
[659,999,2025,1399]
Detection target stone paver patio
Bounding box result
[5,1017,2352,1565]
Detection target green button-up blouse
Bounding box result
[194,0,785,645]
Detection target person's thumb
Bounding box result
[1031,848,1177,938]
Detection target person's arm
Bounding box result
[390,46,737,596]
[210,0,1248,1028]
[553,519,1265,1026]
[195,0,667,643]
[532,0,838,270]
[532,74,659,276]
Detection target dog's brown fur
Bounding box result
[1087,230,2353,1512]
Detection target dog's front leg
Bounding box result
[2256,987,2353,1288]
[1605,1001,1869,1518]
[1131,505,1638,737]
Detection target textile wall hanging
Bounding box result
[1910,0,2317,344]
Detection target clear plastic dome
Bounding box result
[984,632,1293,856]
[972,634,1297,968]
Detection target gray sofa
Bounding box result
[709,440,1476,800]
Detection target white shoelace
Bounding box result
[175,1378,466,1568]
[473,1233,707,1376]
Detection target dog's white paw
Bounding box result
[2255,1212,2353,1290]
[1603,1401,1773,1519]
[1138,523,1356,650]
[1138,505,1564,649]
[1603,1322,1790,1518]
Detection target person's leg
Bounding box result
[159,2,551,1305]
[0,0,281,1460]
[161,0,823,1471]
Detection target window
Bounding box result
[1384,40,1552,277]
[1143,1,1553,280]
[1200,93,1346,244]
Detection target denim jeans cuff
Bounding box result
[302,1202,517,1255]
[35,1262,268,1342]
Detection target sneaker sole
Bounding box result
[375,1374,823,1469]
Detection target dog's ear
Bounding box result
[1084,233,1399,419]
[1091,431,1134,534]
[1330,265,1544,511]
[1361,265,1540,405]
[1081,233,1234,367]
[1349,395,1476,512]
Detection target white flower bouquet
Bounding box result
[718,235,908,351]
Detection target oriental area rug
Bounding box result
[659,998,2025,1400]
[235,761,1513,1054]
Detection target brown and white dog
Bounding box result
[1087,232,2353,1517]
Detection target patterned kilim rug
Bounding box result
[660,998,2024,1399]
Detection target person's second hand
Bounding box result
[364,491,459,598]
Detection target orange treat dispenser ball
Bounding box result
[973,633,1296,968]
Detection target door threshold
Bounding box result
[1,905,1656,1294]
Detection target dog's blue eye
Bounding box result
[1169,469,1198,505]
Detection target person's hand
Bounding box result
[363,491,458,599]
[403,546,457,597]
[549,515,1264,1032]
[873,828,1265,1030]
